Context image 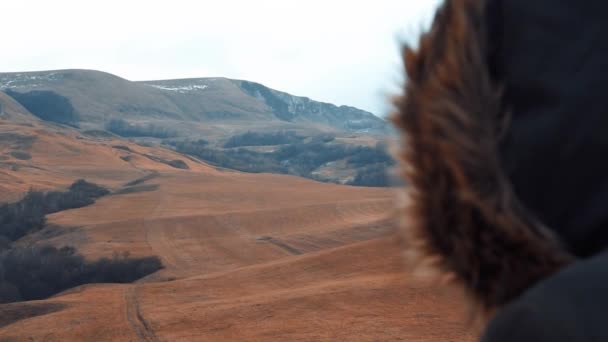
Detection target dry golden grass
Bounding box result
[0,118,475,341]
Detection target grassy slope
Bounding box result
[0,83,473,341]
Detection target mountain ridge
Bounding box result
[0,69,394,186]
[0,69,388,134]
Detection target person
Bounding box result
[393,0,608,340]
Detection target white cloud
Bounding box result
[1,0,441,115]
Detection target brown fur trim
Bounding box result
[392,0,575,316]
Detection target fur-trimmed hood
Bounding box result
[392,0,581,319]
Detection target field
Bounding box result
[0,115,474,341]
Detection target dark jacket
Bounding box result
[393,0,608,340]
[482,0,608,340]
[482,252,608,341]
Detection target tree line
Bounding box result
[0,180,162,304]
[170,132,395,187]
[105,119,177,138]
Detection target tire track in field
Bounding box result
[125,286,160,342]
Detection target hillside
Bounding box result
[0,94,474,341]
[0,70,388,135]
[0,92,38,123]
[0,70,394,186]
[142,78,387,132]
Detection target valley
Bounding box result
[0,70,394,186]
[0,74,473,341]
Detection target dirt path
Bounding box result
[128,177,163,342]
[125,286,160,342]
[143,181,189,274]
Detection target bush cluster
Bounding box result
[0,180,162,304]
[105,119,177,138]
[0,180,109,241]
[223,131,303,148]
[0,246,161,303]
[172,135,395,187]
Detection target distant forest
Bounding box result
[169,131,395,187]
[106,118,178,138]
[224,131,305,148]
[0,180,162,304]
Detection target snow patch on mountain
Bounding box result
[0,73,60,90]
[145,84,209,93]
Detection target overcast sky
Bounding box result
[2,0,441,116]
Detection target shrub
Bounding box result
[0,180,161,305]
[348,163,391,187]
[143,154,190,170]
[83,130,116,138]
[0,180,109,241]
[9,151,32,160]
[68,179,110,199]
[112,145,132,152]
[0,192,47,241]
[171,142,283,173]
[105,119,177,138]
[165,139,208,147]
[167,160,189,169]
[223,131,303,148]
[0,245,162,303]
[347,143,394,167]
[172,137,395,187]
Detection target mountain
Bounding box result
[0,70,388,136]
[143,78,387,132]
[0,93,211,202]
[0,69,394,186]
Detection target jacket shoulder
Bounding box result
[482,253,608,341]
